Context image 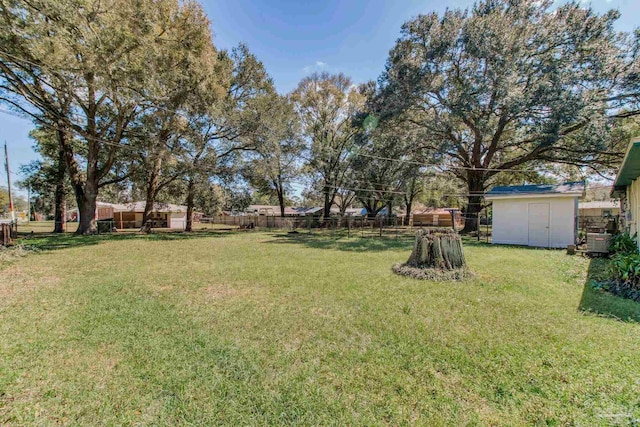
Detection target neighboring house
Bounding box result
[67,201,119,222]
[111,201,188,230]
[578,200,620,232]
[578,201,620,218]
[296,207,324,217]
[412,208,463,228]
[486,181,585,248]
[612,137,640,248]
[245,205,298,216]
[68,201,189,229]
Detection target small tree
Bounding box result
[292,72,365,218]
[244,94,303,217]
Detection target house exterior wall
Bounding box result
[96,206,114,220]
[168,212,186,230]
[491,196,577,248]
[579,207,620,217]
[624,178,640,251]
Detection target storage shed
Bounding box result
[485,182,585,248]
[111,201,188,230]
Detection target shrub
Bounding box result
[609,232,638,255]
[592,234,640,303]
[609,252,640,282]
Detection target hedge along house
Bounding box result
[485,182,585,248]
[612,137,640,249]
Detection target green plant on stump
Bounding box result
[393,228,471,281]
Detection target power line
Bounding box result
[1,48,610,178]
[0,50,619,196]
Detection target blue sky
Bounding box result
[2,0,638,196]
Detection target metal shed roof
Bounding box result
[486,181,585,199]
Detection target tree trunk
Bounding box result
[277,186,285,218]
[405,201,412,226]
[323,188,331,218]
[462,195,482,234]
[462,173,485,234]
[185,179,195,232]
[141,155,163,232]
[53,184,66,233]
[76,186,97,235]
[406,229,466,270]
[53,146,67,233]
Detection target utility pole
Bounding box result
[4,142,15,224]
[27,184,31,221]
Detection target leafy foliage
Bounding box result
[609,253,640,282]
[378,0,638,231]
[292,72,365,216]
[609,232,638,255]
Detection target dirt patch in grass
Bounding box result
[0,265,61,302]
[203,285,244,299]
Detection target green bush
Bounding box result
[609,232,638,255]
[609,252,640,282]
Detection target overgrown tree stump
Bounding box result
[393,228,470,280]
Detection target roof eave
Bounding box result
[613,138,640,188]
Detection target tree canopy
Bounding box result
[378,0,639,231]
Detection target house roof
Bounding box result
[302,207,323,214]
[413,207,459,215]
[246,205,297,215]
[579,201,619,210]
[613,137,640,191]
[485,181,585,200]
[113,201,186,213]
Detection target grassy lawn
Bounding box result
[1,231,639,425]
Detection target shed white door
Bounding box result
[528,203,550,247]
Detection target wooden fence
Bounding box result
[201,215,405,230]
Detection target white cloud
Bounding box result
[302,61,329,74]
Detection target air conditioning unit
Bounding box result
[587,233,611,254]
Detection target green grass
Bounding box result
[1,231,640,425]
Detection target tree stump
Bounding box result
[393,228,470,280]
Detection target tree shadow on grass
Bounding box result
[579,257,640,323]
[14,229,237,252]
[261,231,415,253]
[262,231,567,253]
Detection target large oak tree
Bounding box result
[379,0,639,232]
[0,0,217,234]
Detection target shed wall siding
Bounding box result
[492,197,577,248]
